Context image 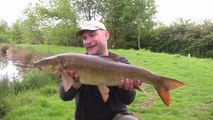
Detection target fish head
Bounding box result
[34,56,62,74]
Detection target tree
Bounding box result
[98,0,126,48]
[72,0,100,21]
[9,21,23,44]
[21,0,79,46]
[21,3,44,44]
[0,20,10,43]
[122,0,157,49]
[95,0,157,49]
[37,0,79,45]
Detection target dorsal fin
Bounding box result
[100,56,120,62]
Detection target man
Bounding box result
[59,21,141,120]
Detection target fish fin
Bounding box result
[135,84,147,94]
[154,85,171,107]
[97,85,110,102]
[155,76,184,107]
[161,76,185,90]
[61,70,74,92]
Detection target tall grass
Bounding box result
[0,78,10,98]
[0,69,58,97]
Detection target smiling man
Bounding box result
[59,21,141,120]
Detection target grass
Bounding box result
[1,85,75,120]
[1,44,213,120]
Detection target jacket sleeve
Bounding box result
[59,82,80,101]
[114,87,136,105]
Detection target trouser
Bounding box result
[112,113,139,120]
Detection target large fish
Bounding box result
[34,53,184,107]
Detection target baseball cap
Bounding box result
[76,21,107,36]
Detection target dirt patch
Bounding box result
[200,102,211,112]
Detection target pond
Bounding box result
[0,57,23,82]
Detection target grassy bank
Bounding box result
[1,44,213,120]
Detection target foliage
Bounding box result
[149,19,213,58]
[0,79,10,98]
[70,0,157,49]
[0,20,10,43]
[9,21,23,44]
[72,0,100,21]
[37,0,80,46]
[1,0,80,46]
[21,4,45,44]
[94,0,156,49]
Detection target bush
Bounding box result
[206,50,213,58]
[0,100,11,119]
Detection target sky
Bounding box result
[0,0,213,26]
[0,0,37,26]
[155,0,213,25]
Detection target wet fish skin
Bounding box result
[34,53,184,107]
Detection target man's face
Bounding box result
[82,30,109,56]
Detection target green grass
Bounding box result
[1,85,75,120]
[1,44,213,120]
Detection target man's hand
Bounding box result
[66,69,82,89]
[118,79,142,91]
[57,69,81,89]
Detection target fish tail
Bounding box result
[154,76,184,107]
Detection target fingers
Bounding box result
[74,74,80,81]
[137,80,142,86]
[125,79,134,90]
[118,79,143,91]
[66,69,75,77]
[64,69,81,89]
[118,80,124,88]
[119,78,134,91]
[58,69,80,82]
[66,69,79,81]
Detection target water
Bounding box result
[0,57,23,82]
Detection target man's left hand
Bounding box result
[118,79,142,91]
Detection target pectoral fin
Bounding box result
[61,70,74,92]
[135,84,147,94]
[97,85,110,102]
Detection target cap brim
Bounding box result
[76,27,100,36]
